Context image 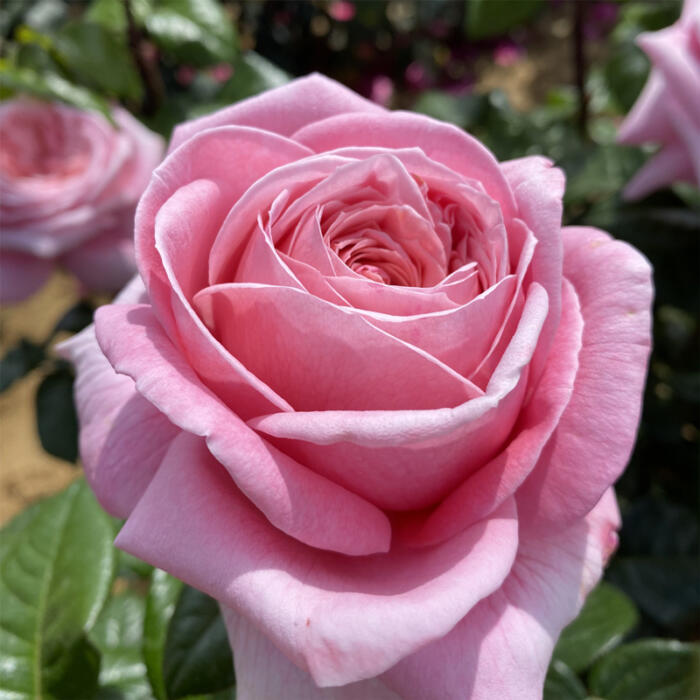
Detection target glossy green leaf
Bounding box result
[163,585,235,698]
[589,639,700,700]
[45,634,101,700]
[0,479,117,699]
[145,0,237,67]
[608,557,700,631]
[553,582,639,672]
[54,21,142,100]
[466,0,543,39]
[215,51,289,108]
[0,59,113,120]
[543,660,586,700]
[143,568,183,700]
[90,592,152,700]
[36,365,78,462]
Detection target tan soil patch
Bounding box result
[0,271,81,524]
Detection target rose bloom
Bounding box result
[62,75,652,699]
[618,0,700,200]
[0,99,163,302]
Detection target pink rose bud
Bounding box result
[618,0,700,199]
[0,99,163,302]
[60,74,652,699]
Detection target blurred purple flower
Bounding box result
[329,1,356,22]
[405,61,428,89]
[210,63,234,84]
[176,65,196,86]
[493,39,524,67]
[585,2,619,39]
[370,75,394,106]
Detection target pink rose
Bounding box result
[0,99,164,302]
[61,75,652,699]
[618,0,700,200]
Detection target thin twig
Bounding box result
[123,0,163,116]
[573,0,588,138]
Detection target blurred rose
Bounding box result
[0,99,163,302]
[618,0,700,200]
[62,75,652,699]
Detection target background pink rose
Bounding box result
[617,0,700,200]
[0,99,163,302]
[62,75,652,699]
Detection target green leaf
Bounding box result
[589,639,700,700]
[143,569,183,700]
[603,40,650,113]
[90,592,152,700]
[163,585,235,698]
[543,660,586,700]
[216,51,289,106]
[146,0,237,67]
[36,365,79,462]
[466,0,543,39]
[52,300,95,336]
[0,339,45,393]
[608,557,700,631]
[553,582,639,673]
[0,479,117,699]
[54,21,142,101]
[0,59,113,121]
[45,634,101,700]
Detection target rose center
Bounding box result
[0,108,90,179]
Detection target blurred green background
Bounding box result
[0,1,698,699]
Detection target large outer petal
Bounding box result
[94,302,391,556]
[501,156,564,385]
[224,609,401,700]
[249,283,547,510]
[517,226,652,531]
[169,74,384,152]
[136,126,314,418]
[116,431,519,687]
[382,488,621,700]
[56,277,180,518]
[408,278,583,546]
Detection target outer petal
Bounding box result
[169,74,384,152]
[136,126,314,417]
[223,609,401,700]
[408,278,583,546]
[94,302,391,556]
[117,431,519,687]
[56,277,180,518]
[622,140,695,200]
[0,250,53,303]
[293,111,517,220]
[382,488,621,700]
[501,156,565,385]
[247,285,546,512]
[517,226,652,531]
[194,283,482,412]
